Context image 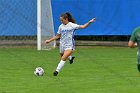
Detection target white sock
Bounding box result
[68,56,72,60]
[56,60,65,72]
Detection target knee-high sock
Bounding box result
[68,56,72,60]
[56,60,65,72]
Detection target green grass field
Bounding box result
[0,47,140,93]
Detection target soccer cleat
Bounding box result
[53,71,58,76]
[69,57,75,64]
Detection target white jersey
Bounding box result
[57,22,80,52]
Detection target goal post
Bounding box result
[37,0,56,50]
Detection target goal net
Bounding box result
[37,0,56,50]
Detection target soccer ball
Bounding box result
[34,67,44,76]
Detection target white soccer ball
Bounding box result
[34,67,44,76]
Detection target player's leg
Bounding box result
[61,49,73,61]
[53,49,72,76]
[68,55,75,64]
[137,64,140,76]
[137,51,140,76]
[68,48,75,64]
[53,46,64,76]
[53,53,64,76]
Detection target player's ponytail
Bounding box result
[60,12,76,23]
[65,12,76,23]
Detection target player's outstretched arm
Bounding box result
[45,34,61,44]
[79,18,96,29]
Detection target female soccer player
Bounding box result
[128,27,140,76]
[45,12,96,76]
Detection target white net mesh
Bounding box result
[37,0,55,50]
[0,0,37,47]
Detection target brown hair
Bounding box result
[60,12,76,23]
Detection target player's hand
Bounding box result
[89,18,96,23]
[45,40,51,44]
[134,43,137,47]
